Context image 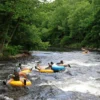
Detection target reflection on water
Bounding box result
[0,50,100,100]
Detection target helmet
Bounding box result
[51,62,54,65]
[60,60,63,64]
[19,63,21,66]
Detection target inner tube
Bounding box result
[19,69,31,74]
[22,68,31,71]
[8,78,32,87]
[82,51,88,54]
[52,65,65,71]
[38,69,54,73]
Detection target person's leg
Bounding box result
[3,81,6,85]
[20,78,26,85]
[30,67,33,71]
[3,79,13,85]
[64,64,71,68]
[24,79,26,85]
[35,66,40,70]
[68,64,71,68]
[22,68,29,70]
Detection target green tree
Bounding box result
[0,0,49,56]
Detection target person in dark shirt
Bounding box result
[3,69,26,85]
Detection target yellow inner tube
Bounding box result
[8,79,32,87]
[19,69,31,74]
[82,51,88,54]
[39,69,54,73]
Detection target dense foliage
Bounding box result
[0,0,100,56]
[0,0,49,56]
[39,0,100,48]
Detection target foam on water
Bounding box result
[30,51,100,99]
[0,50,100,100]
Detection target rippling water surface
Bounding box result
[0,50,100,100]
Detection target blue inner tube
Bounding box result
[52,65,65,71]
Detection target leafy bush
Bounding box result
[60,36,71,47]
[69,43,82,48]
[3,45,22,56]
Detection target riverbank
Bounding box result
[0,51,33,61]
[0,47,100,61]
[47,46,100,52]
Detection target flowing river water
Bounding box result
[0,50,100,100]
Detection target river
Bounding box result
[0,50,100,100]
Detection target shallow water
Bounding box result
[0,50,100,100]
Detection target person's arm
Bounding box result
[19,73,27,79]
[6,74,15,81]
